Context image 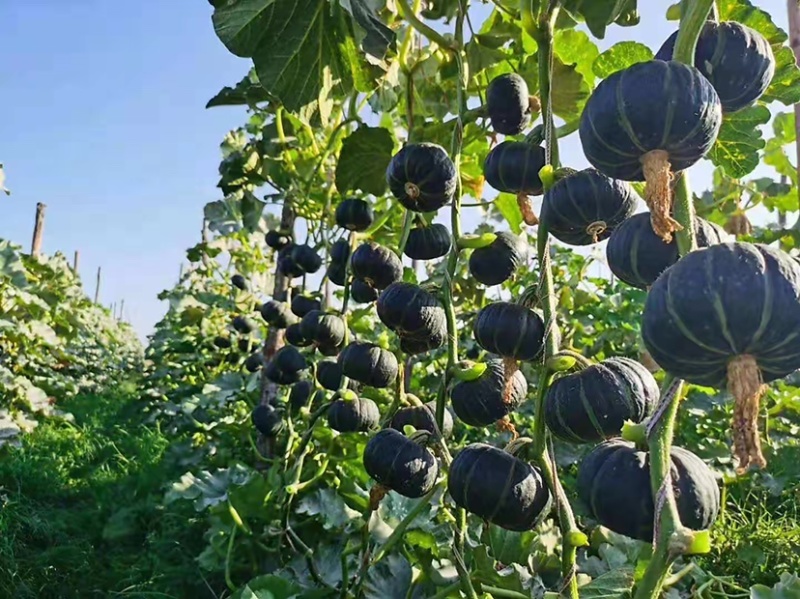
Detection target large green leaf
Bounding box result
[763,46,800,107]
[707,104,771,178]
[494,193,523,234]
[592,41,653,79]
[346,0,395,58]
[578,566,635,598]
[562,0,639,39]
[206,69,273,108]
[551,56,591,120]
[335,125,394,195]
[751,573,800,599]
[554,29,599,87]
[764,112,797,185]
[231,575,301,599]
[212,0,368,111]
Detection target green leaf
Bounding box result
[707,104,771,178]
[364,554,411,599]
[345,0,396,58]
[335,125,394,195]
[554,29,600,87]
[578,566,635,598]
[231,575,301,599]
[561,0,640,39]
[551,56,591,120]
[716,0,786,45]
[212,0,367,112]
[241,191,266,232]
[206,69,273,108]
[494,193,523,234]
[763,46,800,106]
[751,573,800,599]
[592,42,653,79]
[484,526,536,566]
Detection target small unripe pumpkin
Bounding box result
[289,380,316,414]
[327,262,347,287]
[244,352,264,373]
[483,142,547,196]
[328,396,380,433]
[260,300,294,328]
[335,198,375,232]
[389,402,453,439]
[232,316,256,335]
[300,310,346,348]
[277,245,305,278]
[377,282,447,354]
[252,404,283,437]
[291,294,322,318]
[404,224,452,261]
[338,342,399,388]
[364,429,439,498]
[264,346,308,385]
[265,230,292,250]
[350,242,403,290]
[449,443,552,531]
[285,322,311,347]
[213,335,232,349]
[330,239,351,265]
[289,244,323,274]
[316,359,346,391]
[386,143,457,213]
[450,359,527,427]
[577,439,719,541]
[468,231,527,287]
[231,274,248,291]
[473,302,545,361]
[486,73,532,135]
[350,278,379,304]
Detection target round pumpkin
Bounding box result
[330,238,351,265]
[338,342,399,388]
[483,142,547,196]
[404,223,452,261]
[260,300,295,328]
[327,262,347,287]
[377,282,447,354]
[643,242,800,471]
[386,143,457,213]
[449,443,552,531]
[473,302,545,361]
[364,429,439,498]
[579,60,722,242]
[289,380,315,414]
[300,310,346,348]
[327,396,380,433]
[232,316,256,335]
[244,352,263,373]
[285,322,311,347]
[277,245,305,278]
[468,231,527,287]
[291,294,322,318]
[264,346,308,385]
[544,357,659,443]
[606,212,728,289]
[265,230,292,250]
[450,359,527,426]
[389,402,453,439]
[237,338,256,353]
[577,439,720,541]
[289,244,323,274]
[351,278,379,304]
[350,242,404,290]
[656,21,775,113]
[252,404,284,437]
[213,335,232,349]
[540,168,638,245]
[316,359,345,391]
[486,73,532,135]
[336,198,374,232]
[231,274,248,291]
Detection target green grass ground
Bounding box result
[0,385,223,598]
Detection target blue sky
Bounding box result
[0,1,789,339]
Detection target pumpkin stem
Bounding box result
[495,415,519,440]
[728,354,768,472]
[585,220,607,244]
[369,483,390,510]
[640,150,683,242]
[528,95,541,114]
[404,181,420,201]
[502,356,519,404]
[516,193,539,226]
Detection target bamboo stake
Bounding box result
[31,203,46,256]
[94,267,102,303]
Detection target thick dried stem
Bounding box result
[404,181,420,200]
[585,220,607,243]
[728,354,768,472]
[502,356,519,404]
[641,150,683,242]
[516,193,538,226]
[495,415,519,440]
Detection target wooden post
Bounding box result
[31,203,46,256]
[73,250,80,272]
[94,267,101,303]
[178,262,184,282]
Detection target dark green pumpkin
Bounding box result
[486,73,532,135]
[291,294,322,318]
[316,359,345,391]
[265,230,292,250]
[289,244,323,274]
[300,310,346,348]
[213,335,232,349]
[579,60,722,182]
[468,231,527,286]
[544,357,659,443]
[539,168,637,245]
[386,143,457,213]
[327,262,347,287]
[350,278,379,304]
[483,142,547,196]
[232,316,256,335]
[330,239,351,265]
[338,342,399,388]
[606,212,728,289]
[285,322,311,347]
[289,380,323,414]
[237,338,256,353]
[449,444,552,531]
[260,300,295,328]
[231,274,248,291]
[656,21,775,113]
[277,245,305,278]
[377,282,447,354]
[450,359,527,426]
[389,402,453,439]
[473,302,545,361]
[244,352,264,373]
[404,223,452,261]
[350,242,403,290]
[252,404,283,437]
[327,397,380,433]
[577,439,719,541]
[363,429,439,498]
[264,346,308,385]
[335,198,374,232]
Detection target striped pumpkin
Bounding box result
[483,142,547,196]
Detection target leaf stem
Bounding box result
[396,0,458,52]
[369,484,439,566]
[673,0,715,63]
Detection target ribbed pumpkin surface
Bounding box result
[390,402,453,439]
[450,359,527,426]
[473,302,545,361]
[338,342,399,388]
[486,73,531,135]
[483,142,547,195]
[404,223,452,260]
[577,439,719,541]
[350,242,403,290]
[544,357,659,443]
[335,198,374,232]
[363,429,439,498]
[468,231,527,287]
[449,443,552,531]
[386,143,457,213]
[327,397,380,433]
[377,282,447,354]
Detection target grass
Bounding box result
[0,383,225,598]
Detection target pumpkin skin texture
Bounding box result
[579,60,722,242]
[606,212,728,289]
[656,21,775,113]
[643,243,800,470]
[577,439,720,541]
[264,346,308,384]
[291,294,321,318]
[213,336,232,349]
[450,359,527,426]
[289,244,323,274]
[350,242,404,290]
[338,342,399,388]
[231,274,248,291]
[364,429,439,498]
[327,397,380,433]
[289,380,315,414]
[377,282,447,354]
[265,230,292,250]
[277,245,305,278]
[404,224,452,261]
[540,169,638,245]
[351,278,379,304]
[390,402,453,439]
[544,357,659,443]
[232,316,256,335]
[473,302,545,361]
[486,73,531,135]
[449,444,552,531]
[285,322,311,347]
[335,198,374,232]
[386,143,457,213]
[244,352,264,373]
[330,239,351,265]
[300,310,346,348]
[483,142,547,196]
[252,404,283,437]
[316,359,345,391]
[327,262,347,287]
[468,231,527,287]
[260,300,295,328]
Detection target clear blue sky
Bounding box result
[0,1,789,340]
